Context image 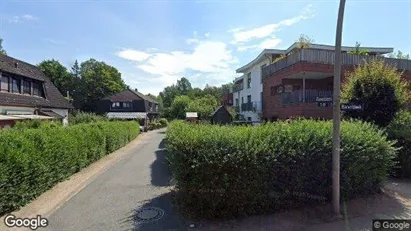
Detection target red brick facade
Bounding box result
[263,62,411,120]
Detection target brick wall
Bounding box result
[263,61,411,120]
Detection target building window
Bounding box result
[235,98,239,106]
[247,117,252,122]
[261,64,267,83]
[33,81,44,97]
[247,95,251,103]
[23,79,31,94]
[241,97,244,104]
[111,102,121,109]
[247,73,251,88]
[148,102,152,107]
[1,76,9,92]
[122,102,132,108]
[12,78,21,93]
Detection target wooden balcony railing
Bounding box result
[262,49,411,78]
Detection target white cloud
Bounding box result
[8,14,38,23]
[117,49,151,62]
[117,39,239,95]
[229,4,315,51]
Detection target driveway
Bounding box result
[44,128,187,231]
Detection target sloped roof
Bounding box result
[0,54,74,109]
[211,105,225,116]
[102,89,157,103]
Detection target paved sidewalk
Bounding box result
[191,179,411,231]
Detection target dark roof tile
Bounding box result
[0,54,74,109]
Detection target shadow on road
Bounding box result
[150,138,172,187]
[118,192,187,231]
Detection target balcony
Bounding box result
[281,89,333,105]
[241,102,253,111]
[262,48,411,78]
[233,83,244,92]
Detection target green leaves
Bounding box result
[166,120,397,219]
[0,121,139,216]
[342,59,411,127]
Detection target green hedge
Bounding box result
[386,110,411,178]
[166,119,397,219]
[0,121,139,216]
[69,112,107,125]
[147,118,168,131]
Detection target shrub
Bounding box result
[13,120,62,130]
[69,112,107,125]
[386,110,411,178]
[159,118,168,127]
[0,121,139,216]
[341,59,410,127]
[166,120,396,219]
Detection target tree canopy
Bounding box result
[0,38,7,55]
[341,59,410,127]
[38,58,127,111]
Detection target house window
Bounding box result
[235,98,239,106]
[148,102,152,107]
[247,95,251,103]
[1,76,9,92]
[111,102,121,109]
[241,97,244,104]
[23,79,31,94]
[261,64,267,83]
[12,78,21,93]
[33,81,44,97]
[247,73,251,88]
[122,102,132,108]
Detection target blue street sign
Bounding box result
[341,103,364,111]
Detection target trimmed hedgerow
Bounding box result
[0,121,139,216]
[166,119,397,219]
[386,110,411,178]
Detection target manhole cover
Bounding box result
[134,207,165,223]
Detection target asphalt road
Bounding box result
[44,128,187,231]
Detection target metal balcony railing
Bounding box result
[280,90,333,105]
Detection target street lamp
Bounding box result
[332,0,346,217]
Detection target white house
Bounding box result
[233,49,285,123]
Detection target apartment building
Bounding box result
[232,49,283,122]
[261,43,411,120]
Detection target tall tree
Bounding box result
[176,77,193,95]
[78,59,127,111]
[0,38,7,55]
[38,60,75,97]
[71,60,81,78]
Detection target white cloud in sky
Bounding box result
[8,14,38,23]
[117,49,151,62]
[230,4,315,51]
[117,4,315,95]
